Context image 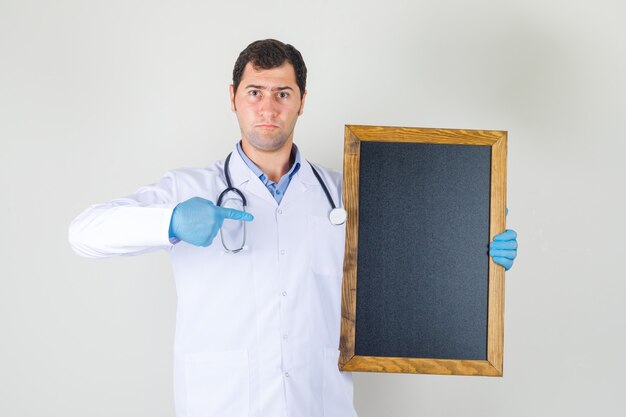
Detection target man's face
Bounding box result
[230,62,306,153]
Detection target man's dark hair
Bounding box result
[232,39,307,99]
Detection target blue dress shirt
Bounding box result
[236,142,301,205]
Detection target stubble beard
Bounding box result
[244,127,294,152]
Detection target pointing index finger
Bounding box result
[217,206,254,222]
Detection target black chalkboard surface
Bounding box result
[356,141,491,360]
[339,125,507,376]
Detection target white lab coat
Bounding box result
[68,146,358,417]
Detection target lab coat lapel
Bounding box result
[279,160,319,209]
[228,146,277,207]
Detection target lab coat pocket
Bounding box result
[185,349,250,417]
[308,216,346,276]
[322,347,357,417]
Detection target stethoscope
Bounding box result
[216,152,347,254]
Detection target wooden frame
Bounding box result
[339,125,507,377]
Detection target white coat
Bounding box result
[68,145,358,417]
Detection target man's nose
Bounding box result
[258,95,278,118]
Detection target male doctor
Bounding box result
[69,39,518,417]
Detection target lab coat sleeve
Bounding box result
[68,171,179,258]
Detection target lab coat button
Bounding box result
[284,372,290,378]
[280,249,286,255]
[283,334,288,340]
[277,209,283,214]
[282,291,287,296]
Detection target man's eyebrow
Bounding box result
[244,84,294,91]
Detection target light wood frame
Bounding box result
[339,125,507,377]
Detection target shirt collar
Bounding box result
[236,141,301,184]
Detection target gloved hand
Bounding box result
[169,197,253,247]
[489,229,518,271]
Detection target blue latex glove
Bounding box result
[490,229,518,271]
[169,197,253,247]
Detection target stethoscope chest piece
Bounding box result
[329,208,347,225]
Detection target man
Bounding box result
[69,39,517,417]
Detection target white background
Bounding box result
[1,0,625,416]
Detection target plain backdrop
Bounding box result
[1,0,625,416]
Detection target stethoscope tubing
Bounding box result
[217,154,247,207]
[219,152,339,212]
[216,151,346,256]
[308,162,337,210]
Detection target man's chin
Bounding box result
[245,134,289,152]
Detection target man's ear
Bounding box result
[229,84,237,112]
[298,90,307,115]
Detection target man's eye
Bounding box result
[278,92,289,99]
[248,90,260,97]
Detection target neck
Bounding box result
[241,139,294,183]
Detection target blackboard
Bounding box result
[339,125,507,377]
